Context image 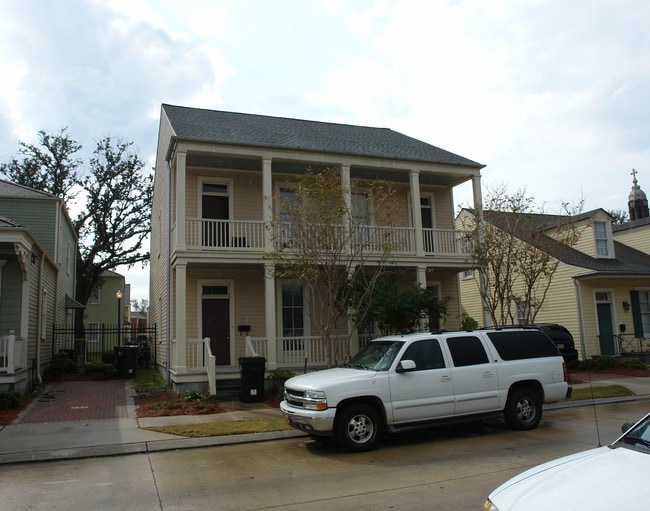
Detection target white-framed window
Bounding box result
[515,300,531,325]
[67,240,72,275]
[41,289,48,339]
[594,221,613,257]
[462,269,474,279]
[88,287,100,305]
[281,284,304,337]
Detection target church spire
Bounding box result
[628,169,649,221]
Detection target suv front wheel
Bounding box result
[504,387,542,430]
[335,404,382,452]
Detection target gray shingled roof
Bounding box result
[0,179,56,199]
[162,104,484,168]
[484,210,650,276]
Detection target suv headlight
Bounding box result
[483,500,499,511]
[304,390,328,410]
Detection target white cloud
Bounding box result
[2,0,650,300]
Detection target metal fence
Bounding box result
[52,324,157,364]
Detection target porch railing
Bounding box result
[248,335,350,368]
[186,338,216,395]
[183,217,470,257]
[0,332,25,374]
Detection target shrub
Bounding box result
[596,355,618,370]
[461,312,479,330]
[81,362,116,378]
[267,369,295,398]
[0,391,21,410]
[620,357,648,370]
[49,351,77,377]
[182,390,207,402]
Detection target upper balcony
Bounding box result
[180,218,471,264]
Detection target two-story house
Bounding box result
[150,104,484,394]
[82,270,130,362]
[459,186,650,360]
[0,180,79,392]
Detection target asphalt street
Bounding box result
[1,399,648,511]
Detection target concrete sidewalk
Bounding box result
[1,373,649,465]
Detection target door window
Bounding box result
[446,336,489,367]
[401,340,445,370]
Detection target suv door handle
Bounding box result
[482,371,494,378]
[440,375,451,382]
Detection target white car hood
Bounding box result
[285,367,377,390]
[489,446,649,510]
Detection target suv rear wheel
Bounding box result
[504,387,542,430]
[335,404,382,452]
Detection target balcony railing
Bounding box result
[184,218,471,257]
[186,218,266,250]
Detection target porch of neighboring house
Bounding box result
[0,331,27,391]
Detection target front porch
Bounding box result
[0,331,28,391]
[171,334,356,396]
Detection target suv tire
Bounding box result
[335,404,382,452]
[504,387,542,430]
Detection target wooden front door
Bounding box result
[202,298,231,365]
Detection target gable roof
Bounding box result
[0,179,56,199]
[161,104,484,169]
[483,209,650,277]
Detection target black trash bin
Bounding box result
[114,345,138,379]
[239,356,266,403]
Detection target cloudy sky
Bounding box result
[1,0,649,302]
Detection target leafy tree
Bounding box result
[131,299,150,315]
[361,272,451,334]
[0,128,82,202]
[267,167,400,366]
[73,137,152,309]
[461,184,584,326]
[0,130,152,332]
[607,209,629,224]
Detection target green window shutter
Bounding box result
[630,291,644,337]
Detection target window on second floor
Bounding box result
[88,287,100,305]
[594,221,612,257]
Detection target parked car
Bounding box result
[483,411,650,511]
[534,324,579,364]
[281,328,569,452]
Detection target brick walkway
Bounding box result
[17,380,129,424]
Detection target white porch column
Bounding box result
[472,174,483,215]
[409,170,424,255]
[262,157,273,250]
[175,152,187,251]
[416,265,427,288]
[264,262,278,369]
[174,263,187,372]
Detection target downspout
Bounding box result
[573,278,587,360]
[35,251,45,384]
[166,160,172,384]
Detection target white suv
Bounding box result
[281,329,570,452]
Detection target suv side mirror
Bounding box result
[396,360,417,373]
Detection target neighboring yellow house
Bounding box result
[459,175,650,360]
[150,104,485,394]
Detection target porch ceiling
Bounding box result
[185,153,471,188]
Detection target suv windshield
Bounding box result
[345,341,404,371]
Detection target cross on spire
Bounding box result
[631,168,638,185]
